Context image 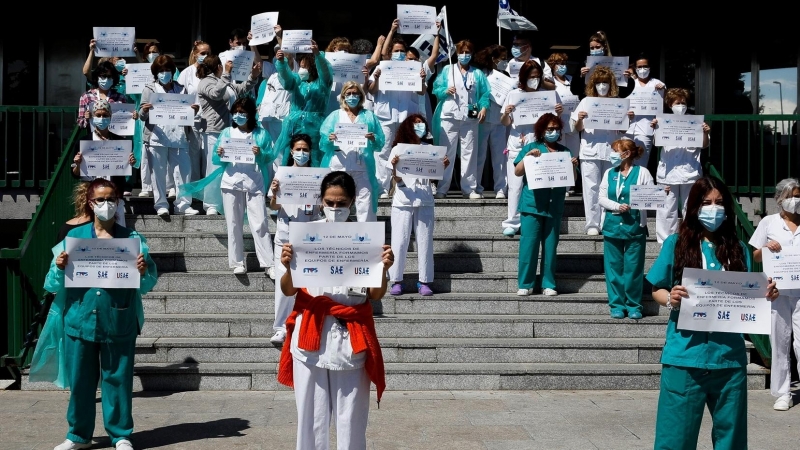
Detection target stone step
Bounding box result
[151,271,651,294]
[141,292,665,316]
[149,251,659,274]
[24,363,768,391]
[139,314,670,339]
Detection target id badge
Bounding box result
[303,205,314,216]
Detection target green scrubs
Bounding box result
[647,234,751,450]
[513,142,569,290]
[44,223,158,446]
[602,166,648,315]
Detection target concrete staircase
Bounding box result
[23,195,769,391]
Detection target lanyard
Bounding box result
[460,69,472,91]
[615,169,625,202]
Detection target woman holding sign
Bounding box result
[277,171,392,450]
[647,176,779,449]
[513,113,577,296]
[33,178,158,450]
[750,178,800,411]
[77,60,127,129]
[320,81,385,222]
[599,139,653,319]
[624,54,665,168]
[474,44,511,199]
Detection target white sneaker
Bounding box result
[233,266,247,275]
[774,394,793,411]
[517,288,533,296]
[587,228,600,236]
[138,190,152,197]
[468,192,483,199]
[270,329,287,345]
[156,208,169,217]
[431,184,438,195]
[178,207,200,215]
[379,192,389,199]
[167,188,176,198]
[543,288,558,296]
[206,207,219,215]
[495,191,506,199]
[116,440,134,450]
[266,266,276,280]
[54,440,91,450]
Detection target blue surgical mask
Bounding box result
[544,130,560,142]
[608,152,622,167]
[698,205,726,232]
[147,53,159,63]
[232,113,248,126]
[590,48,604,56]
[413,123,426,138]
[510,46,522,59]
[555,65,568,76]
[196,54,206,64]
[115,59,126,72]
[391,52,406,61]
[344,95,360,107]
[158,71,173,85]
[293,151,310,166]
[93,117,111,130]
[458,53,472,65]
[97,77,114,90]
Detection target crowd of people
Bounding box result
[35,15,797,450]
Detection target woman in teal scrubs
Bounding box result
[647,176,779,450]
[36,178,158,450]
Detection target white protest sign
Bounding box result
[397,4,438,34]
[149,93,195,127]
[762,247,800,290]
[392,143,446,180]
[282,30,313,54]
[509,91,557,125]
[79,140,132,177]
[326,53,367,84]
[378,61,423,92]
[93,27,136,57]
[654,114,705,147]
[124,63,152,95]
[108,103,135,136]
[218,137,255,165]
[628,185,667,210]
[583,98,631,131]
[585,56,629,87]
[65,237,141,289]
[274,167,330,204]
[250,12,279,46]
[523,152,575,190]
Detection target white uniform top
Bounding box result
[147,83,189,148]
[371,63,433,123]
[749,213,800,297]
[177,65,200,96]
[598,165,654,229]
[502,88,535,155]
[626,78,665,136]
[554,76,575,131]
[572,97,621,161]
[514,56,554,81]
[439,65,479,120]
[328,110,366,173]
[259,72,292,121]
[656,145,702,184]
[220,128,264,194]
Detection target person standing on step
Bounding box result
[624,54,665,168]
[473,44,511,199]
[32,178,158,450]
[277,171,391,450]
[388,114,450,297]
[599,139,652,319]
[267,133,320,346]
[749,178,800,412]
[178,40,212,183]
[648,176,779,449]
[513,113,577,297]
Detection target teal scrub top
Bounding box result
[602,166,648,239]
[646,234,752,369]
[513,141,569,218]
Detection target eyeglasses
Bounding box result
[90,197,117,205]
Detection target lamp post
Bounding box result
[773,81,784,133]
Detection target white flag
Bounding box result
[497,0,538,31]
[410,7,454,64]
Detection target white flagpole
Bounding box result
[442,6,456,88]
[498,26,501,45]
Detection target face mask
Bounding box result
[93,201,117,222]
[344,95,360,107]
[595,82,610,96]
[115,59,126,72]
[555,65,567,76]
[781,197,800,214]
[391,52,406,61]
[496,60,508,72]
[293,151,310,166]
[232,113,248,126]
[671,104,687,115]
[608,151,623,167]
[93,117,111,130]
[323,206,350,222]
[97,77,114,90]
[196,54,206,64]
[232,45,244,51]
[510,46,523,59]
[147,53,159,63]
[636,68,650,79]
[544,130,560,143]
[458,53,472,65]
[590,48,604,56]
[526,78,540,90]
[413,123,427,138]
[297,68,310,81]
[158,71,173,84]
[698,205,726,232]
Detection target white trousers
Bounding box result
[502,150,523,231]
[221,189,274,269]
[628,133,653,168]
[477,122,508,194]
[389,205,434,283]
[148,145,192,212]
[139,141,152,191]
[439,118,478,195]
[376,121,399,194]
[293,358,370,450]
[581,159,612,232]
[272,241,293,332]
[352,171,376,223]
[656,182,693,244]
[201,132,221,210]
[770,294,800,397]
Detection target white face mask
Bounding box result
[323,206,350,222]
[526,78,540,90]
[782,197,800,214]
[93,201,117,222]
[672,104,687,115]
[595,83,610,96]
[636,68,650,79]
[297,68,310,81]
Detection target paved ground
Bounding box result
[0,389,796,450]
